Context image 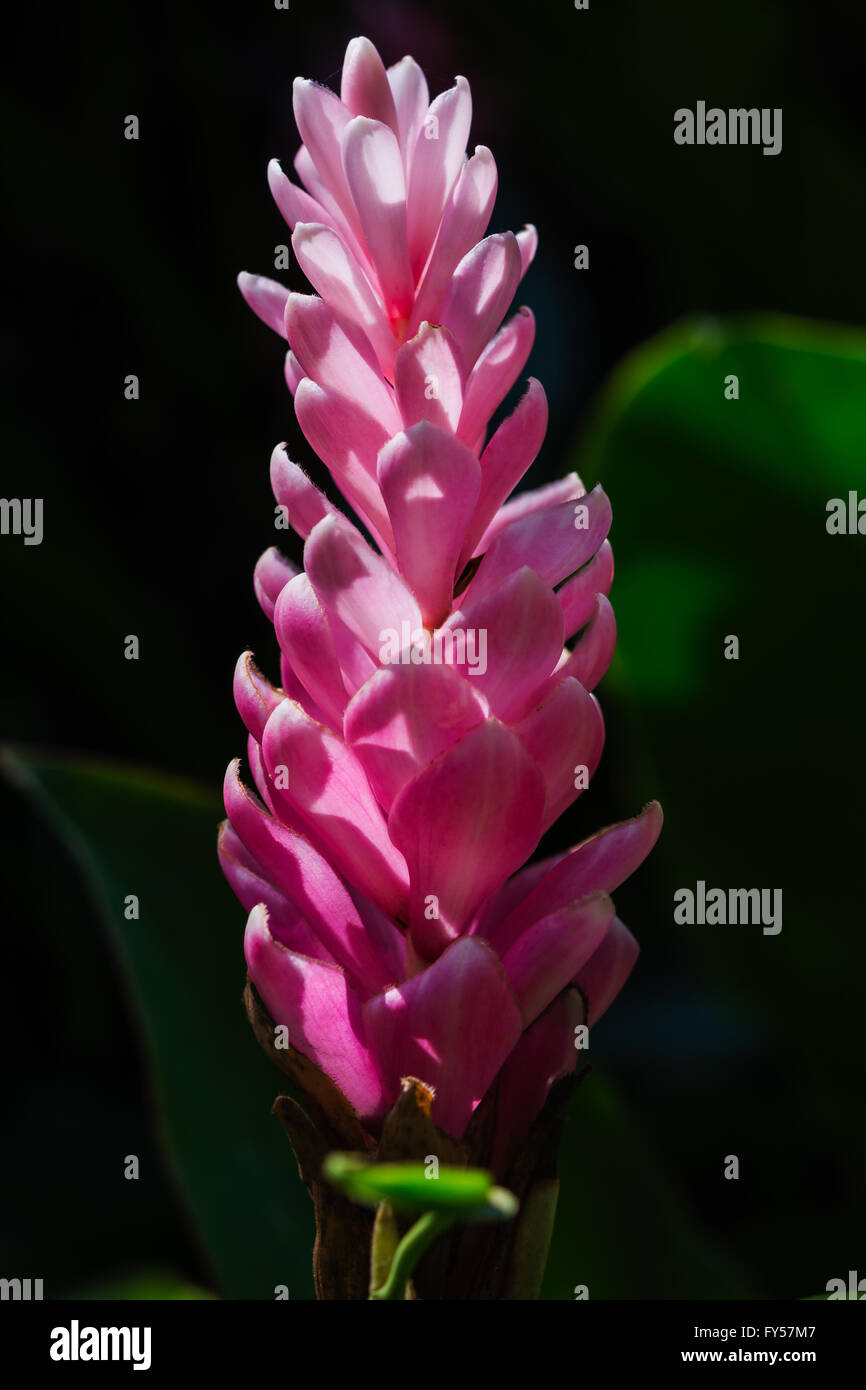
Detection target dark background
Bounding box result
[1,0,864,1298]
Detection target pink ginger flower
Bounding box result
[221,36,661,1177]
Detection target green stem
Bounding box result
[369,1210,455,1300]
[368,1201,400,1297]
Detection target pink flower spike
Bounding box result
[227,37,661,1235]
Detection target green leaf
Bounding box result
[543,1073,755,1298]
[68,1268,218,1300]
[577,314,866,709]
[560,314,866,1298]
[323,1154,507,1216]
[2,749,315,1300]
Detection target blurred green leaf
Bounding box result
[324,1155,516,1219]
[564,314,866,1298]
[2,749,315,1300]
[543,1072,754,1299]
[69,1268,218,1300]
[579,314,866,708]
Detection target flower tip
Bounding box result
[246,901,272,934]
[344,113,380,142]
[243,903,278,975]
[291,220,317,244]
[344,34,378,62]
[234,649,260,685]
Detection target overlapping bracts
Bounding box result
[221,36,661,1159]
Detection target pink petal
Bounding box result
[516,224,538,278]
[341,37,399,131]
[378,421,481,627]
[558,541,614,639]
[233,651,284,742]
[278,655,333,728]
[225,759,392,995]
[294,378,394,551]
[513,677,605,833]
[346,883,408,984]
[268,157,334,231]
[304,512,421,659]
[388,718,546,959]
[281,568,376,704]
[342,117,414,324]
[492,988,584,1172]
[406,76,472,279]
[443,566,564,722]
[286,293,400,430]
[247,732,277,814]
[440,232,522,373]
[270,444,338,541]
[362,937,523,1139]
[253,545,299,622]
[261,698,409,921]
[387,56,430,175]
[474,473,584,555]
[393,322,465,433]
[245,905,385,1120]
[274,574,354,731]
[574,916,640,1025]
[292,78,364,242]
[237,271,289,338]
[488,801,664,956]
[460,377,548,564]
[344,662,489,813]
[410,146,498,331]
[218,822,337,963]
[291,223,395,376]
[284,351,305,396]
[292,145,370,268]
[470,849,570,938]
[555,593,617,692]
[457,305,536,448]
[467,484,612,603]
[501,892,615,1027]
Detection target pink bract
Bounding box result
[222,35,661,1160]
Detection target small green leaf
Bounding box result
[323,1153,510,1217]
